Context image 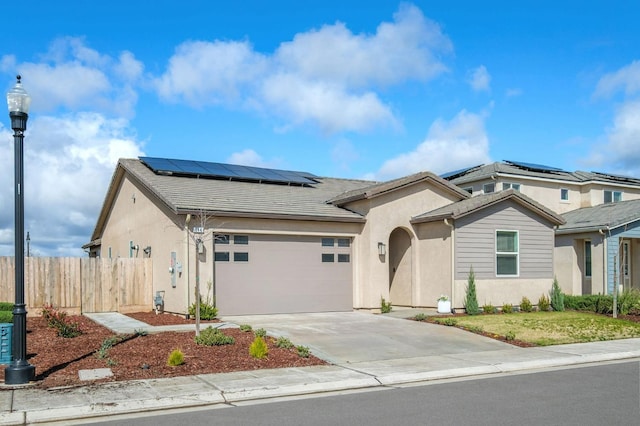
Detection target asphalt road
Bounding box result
[90,360,640,426]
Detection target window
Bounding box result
[337,238,350,247]
[234,252,249,262]
[337,254,350,263]
[234,235,249,245]
[108,247,112,259]
[321,238,334,247]
[502,182,521,191]
[604,190,622,204]
[215,234,230,244]
[463,187,473,194]
[214,252,230,262]
[496,230,519,276]
[322,253,335,262]
[483,183,495,194]
[560,188,569,201]
[584,241,592,278]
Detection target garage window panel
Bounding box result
[322,238,334,247]
[234,252,249,262]
[234,235,249,245]
[337,253,350,263]
[215,252,230,262]
[322,253,335,262]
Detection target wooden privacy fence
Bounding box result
[0,257,153,315]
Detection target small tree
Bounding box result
[550,277,565,311]
[464,267,480,315]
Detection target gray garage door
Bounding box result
[214,234,353,315]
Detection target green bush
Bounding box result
[414,313,427,322]
[41,304,82,338]
[254,328,267,338]
[249,336,269,359]
[464,267,480,315]
[502,303,514,314]
[296,345,310,358]
[618,289,640,315]
[483,303,496,314]
[194,326,235,346]
[239,324,252,332]
[505,330,516,341]
[0,311,12,323]
[550,278,565,311]
[380,296,392,314]
[519,296,533,313]
[538,294,550,312]
[0,302,13,311]
[564,291,640,315]
[188,297,218,320]
[167,348,185,366]
[275,336,294,349]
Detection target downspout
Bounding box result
[444,218,455,309]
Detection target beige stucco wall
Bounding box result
[554,233,606,296]
[414,221,453,307]
[98,175,188,314]
[346,181,463,310]
[453,277,555,309]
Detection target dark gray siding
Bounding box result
[455,200,555,280]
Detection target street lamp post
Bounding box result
[4,75,35,385]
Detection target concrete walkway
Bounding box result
[1,311,639,425]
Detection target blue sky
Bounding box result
[1,1,640,256]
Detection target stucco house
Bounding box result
[84,157,564,315]
[445,160,640,296]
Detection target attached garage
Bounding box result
[214,234,353,315]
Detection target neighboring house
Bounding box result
[444,160,640,296]
[84,157,562,315]
[556,199,640,296]
[445,160,640,214]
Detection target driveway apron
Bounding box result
[220,311,511,365]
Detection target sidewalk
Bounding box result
[1,315,640,425]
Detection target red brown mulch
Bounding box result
[0,311,325,389]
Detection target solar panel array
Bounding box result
[139,157,318,186]
[505,160,564,173]
[591,171,640,185]
[440,164,483,180]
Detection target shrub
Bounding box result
[254,328,267,338]
[482,303,496,314]
[440,318,458,326]
[275,336,294,349]
[96,336,121,360]
[550,277,564,312]
[188,297,218,320]
[464,267,480,315]
[239,324,252,332]
[0,311,12,323]
[0,302,13,311]
[519,296,533,313]
[502,303,514,314]
[249,336,269,359]
[618,289,640,315]
[414,313,427,322]
[538,294,550,312]
[194,326,235,346]
[380,296,392,314]
[505,330,516,341]
[167,348,185,366]
[41,304,82,338]
[296,345,310,358]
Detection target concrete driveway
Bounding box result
[220,311,511,365]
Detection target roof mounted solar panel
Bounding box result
[440,164,483,180]
[591,171,640,184]
[504,160,564,173]
[139,156,318,186]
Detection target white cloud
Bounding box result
[4,37,143,117]
[374,110,491,180]
[505,88,523,98]
[152,4,452,134]
[593,60,640,99]
[226,149,280,168]
[468,65,491,92]
[0,114,144,256]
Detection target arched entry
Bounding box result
[388,227,413,306]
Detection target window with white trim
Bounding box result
[502,182,521,191]
[483,183,495,194]
[463,187,473,194]
[560,188,569,201]
[604,190,622,204]
[496,230,519,276]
